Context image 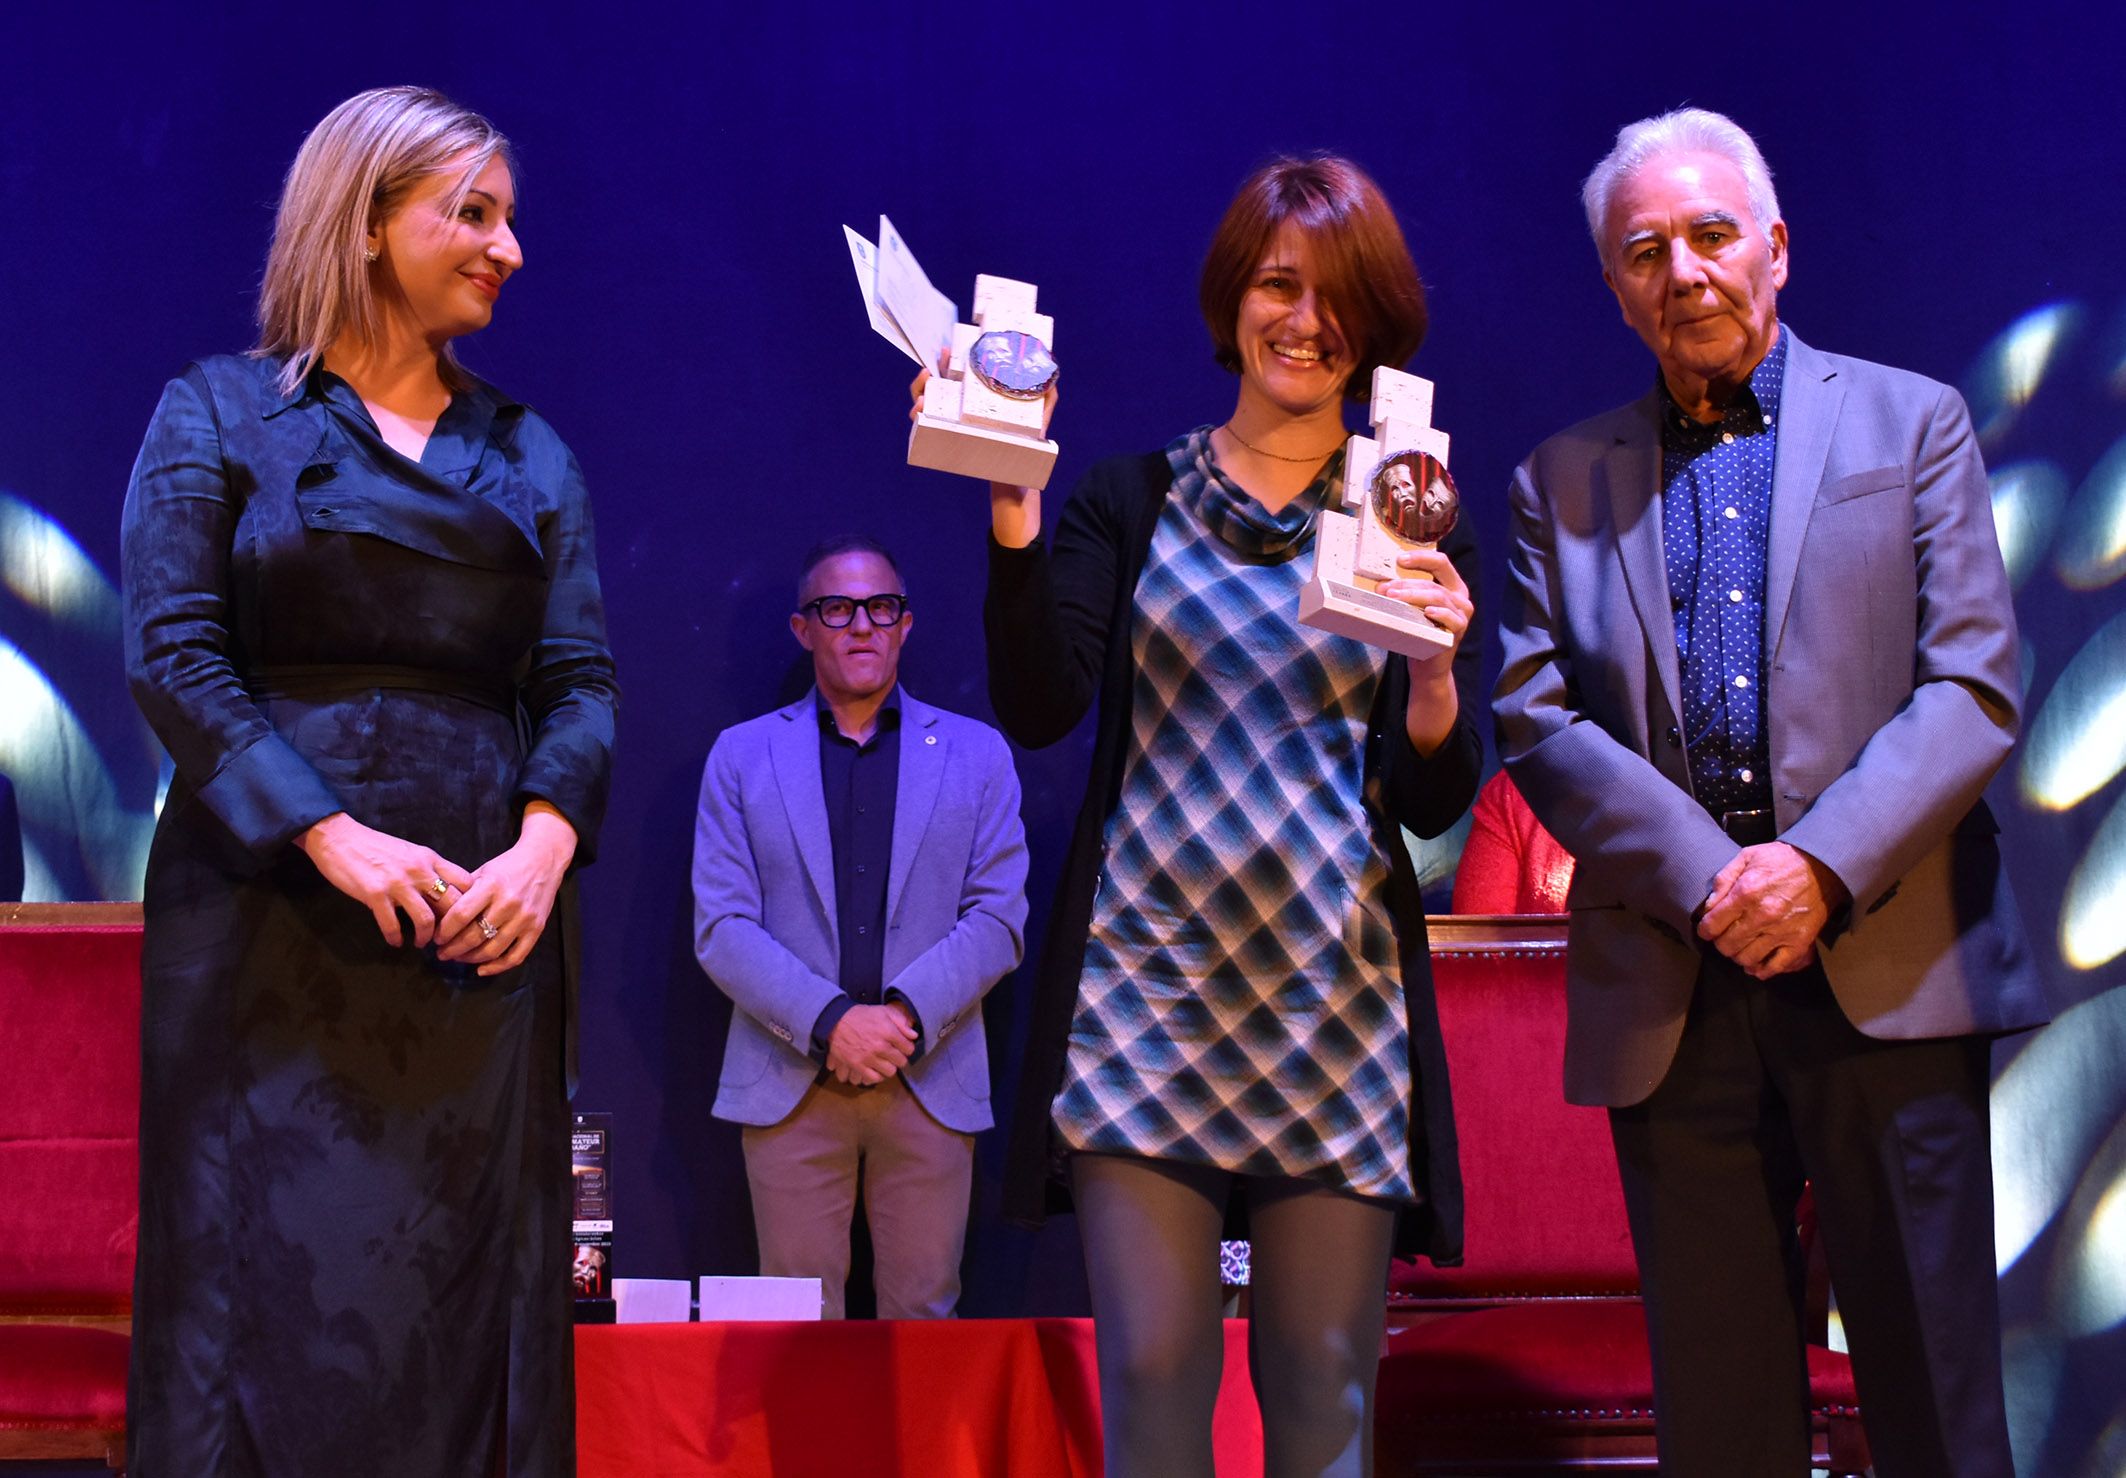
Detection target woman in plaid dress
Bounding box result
[927,155,1482,1476]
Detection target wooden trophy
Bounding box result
[1298,367,1460,657]
[907,275,1060,490]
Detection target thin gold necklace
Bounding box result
[1222,420,1342,464]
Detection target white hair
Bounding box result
[1581,107,1781,261]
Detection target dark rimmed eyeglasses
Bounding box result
[800,593,910,628]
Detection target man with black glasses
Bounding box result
[694,536,1028,1318]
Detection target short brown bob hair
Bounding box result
[1198,154,1426,400]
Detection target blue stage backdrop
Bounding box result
[4,6,2122,1470]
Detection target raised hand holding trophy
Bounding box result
[1297,366,1461,657]
[907,275,1061,489]
[845,218,1060,490]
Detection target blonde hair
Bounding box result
[255,86,513,394]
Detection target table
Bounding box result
[575,1318,1263,1476]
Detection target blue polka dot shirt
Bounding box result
[1660,329,1787,819]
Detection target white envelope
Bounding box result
[844,225,920,364]
[874,215,957,375]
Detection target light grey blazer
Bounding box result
[693,689,1028,1132]
[1494,329,2049,1107]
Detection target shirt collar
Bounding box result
[1658,325,1789,440]
[815,685,902,736]
[260,356,524,423]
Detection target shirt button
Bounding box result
[1724,507,1739,519]
[1734,675,1750,689]
[857,926,868,935]
[1740,768,1754,783]
[856,864,866,874]
[1729,589,1743,602]
[1721,432,1735,444]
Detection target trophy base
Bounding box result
[1299,507,1452,658]
[1298,572,1453,658]
[909,413,1058,490]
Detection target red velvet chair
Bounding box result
[0,904,142,1470]
[1376,917,1869,1474]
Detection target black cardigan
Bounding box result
[984,449,1483,1264]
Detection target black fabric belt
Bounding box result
[1721,808,1776,845]
[245,664,517,719]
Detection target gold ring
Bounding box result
[428,877,449,899]
[478,917,500,940]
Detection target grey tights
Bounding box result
[1072,1152,1398,1478]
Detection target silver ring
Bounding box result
[428,877,449,899]
[477,917,499,940]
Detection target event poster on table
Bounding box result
[572,1112,613,1317]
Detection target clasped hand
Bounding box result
[1697,841,1849,980]
[297,801,578,976]
[827,1002,918,1086]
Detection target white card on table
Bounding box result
[696,1275,823,1321]
[612,1277,693,1324]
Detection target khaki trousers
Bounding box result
[740,1074,974,1319]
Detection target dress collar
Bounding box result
[1170,425,1341,561]
[261,356,522,425]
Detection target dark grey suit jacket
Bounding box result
[1494,329,2049,1106]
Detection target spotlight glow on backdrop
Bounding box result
[1993,986,2126,1271]
[1968,303,2081,448]
[2023,612,2126,813]
[2055,436,2126,592]
[0,493,121,633]
[2061,791,2126,970]
[1992,462,2070,592]
[2054,1156,2126,1338]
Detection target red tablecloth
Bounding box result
[575,1318,1263,1477]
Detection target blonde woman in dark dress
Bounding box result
[121,86,617,1476]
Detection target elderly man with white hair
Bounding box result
[1494,107,2047,1475]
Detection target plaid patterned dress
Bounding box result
[1051,428,1414,1202]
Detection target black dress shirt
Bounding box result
[809,689,901,1059]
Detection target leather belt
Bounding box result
[1721,808,1775,845]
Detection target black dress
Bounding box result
[120,354,618,1477]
